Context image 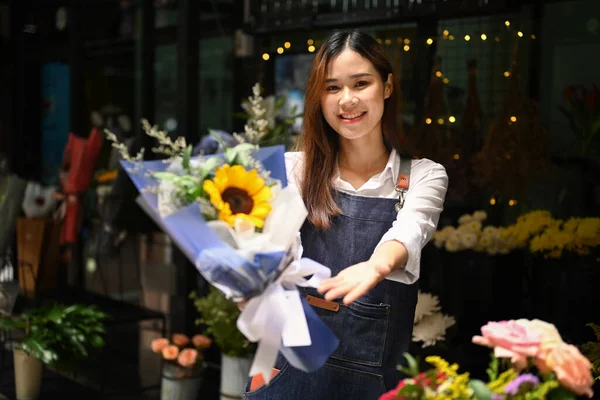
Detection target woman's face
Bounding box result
[320,48,392,143]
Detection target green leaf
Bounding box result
[547,387,577,400]
[470,379,493,400]
[274,96,286,109]
[402,353,420,376]
[486,353,499,381]
[182,145,193,170]
[200,157,224,180]
[397,383,422,396]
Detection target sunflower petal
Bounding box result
[251,186,273,204]
[250,203,272,219]
[203,181,225,211]
[227,165,248,189]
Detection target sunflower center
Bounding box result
[221,187,254,215]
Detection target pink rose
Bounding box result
[162,345,180,360]
[192,334,212,349]
[172,333,190,347]
[177,348,199,368]
[515,319,563,351]
[151,338,169,353]
[536,343,594,398]
[472,321,541,369]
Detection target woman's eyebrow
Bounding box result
[324,73,373,83]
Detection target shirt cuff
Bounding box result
[376,234,421,285]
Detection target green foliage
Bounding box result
[580,323,600,380]
[190,288,255,358]
[0,304,108,369]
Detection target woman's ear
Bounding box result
[384,73,393,99]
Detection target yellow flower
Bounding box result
[203,165,272,228]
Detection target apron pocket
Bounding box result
[242,362,291,398]
[317,299,390,367]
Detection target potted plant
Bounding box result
[190,287,256,400]
[150,333,212,400]
[0,303,107,400]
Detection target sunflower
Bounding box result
[202,164,272,228]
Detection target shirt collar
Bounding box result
[334,148,398,184]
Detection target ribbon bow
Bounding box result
[236,258,331,384]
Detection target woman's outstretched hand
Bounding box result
[317,260,392,305]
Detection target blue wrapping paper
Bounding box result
[121,144,338,374]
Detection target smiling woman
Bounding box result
[243,29,448,400]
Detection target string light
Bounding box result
[437,118,444,125]
[504,71,511,77]
[435,71,443,78]
[449,116,456,123]
[443,78,450,84]
[508,199,518,206]
[425,118,432,125]
[262,21,532,61]
[453,153,460,160]
[490,197,497,205]
[510,116,517,122]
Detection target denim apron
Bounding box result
[243,172,418,399]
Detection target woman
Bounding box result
[243,29,448,399]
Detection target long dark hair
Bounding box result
[299,29,401,229]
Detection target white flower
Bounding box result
[461,232,478,249]
[458,213,474,225]
[157,181,185,218]
[414,291,441,323]
[412,313,456,348]
[444,238,461,252]
[472,211,488,221]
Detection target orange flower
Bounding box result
[172,333,190,347]
[162,345,180,360]
[537,343,594,398]
[192,334,212,350]
[151,338,169,354]
[177,348,199,368]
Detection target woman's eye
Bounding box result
[326,85,339,91]
[356,81,369,87]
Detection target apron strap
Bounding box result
[394,156,411,212]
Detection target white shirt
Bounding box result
[285,149,448,285]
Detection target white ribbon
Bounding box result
[236,258,331,384]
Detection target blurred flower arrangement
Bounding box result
[151,333,212,377]
[559,84,600,157]
[235,82,302,147]
[433,210,600,258]
[412,291,455,348]
[381,319,594,400]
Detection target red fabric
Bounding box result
[59,128,104,244]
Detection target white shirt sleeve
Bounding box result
[376,159,448,285]
[284,151,304,190]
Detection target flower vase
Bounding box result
[13,349,42,400]
[220,355,252,400]
[161,363,203,400]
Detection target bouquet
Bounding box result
[382,319,594,399]
[107,121,338,382]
